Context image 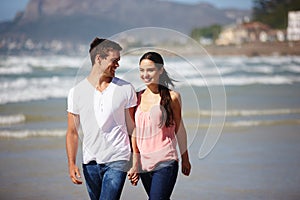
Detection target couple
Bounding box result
[66,37,191,200]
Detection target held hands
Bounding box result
[68,164,83,184]
[128,152,140,186]
[127,167,139,186]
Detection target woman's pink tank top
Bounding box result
[135,104,178,171]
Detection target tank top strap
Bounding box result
[134,89,145,113]
[136,89,145,105]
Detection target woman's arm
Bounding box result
[171,91,191,176]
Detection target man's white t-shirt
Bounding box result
[67,77,137,164]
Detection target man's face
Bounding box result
[100,50,120,78]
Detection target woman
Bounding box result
[128,52,191,199]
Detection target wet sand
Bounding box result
[1,124,300,199]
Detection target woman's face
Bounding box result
[139,59,163,85]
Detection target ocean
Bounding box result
[1,54,300,199]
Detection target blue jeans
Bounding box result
[140,160,179,200]
[82,160,129,200]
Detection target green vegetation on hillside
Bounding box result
[252,0,300,29]
[190,24,222,42]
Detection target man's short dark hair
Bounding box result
[89,37,122,65]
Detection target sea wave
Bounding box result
[0,129,66,139]
[0,76,73,104]
[224,119,300,127]
[1,55,300,104]
[1,118,299,139]
[1,74,299,105]
[184,75,300,87]
[0,55,85,69]
[183,108,300,117]
[0,114,26,125]
[238,56,296,66]
[1,55,300,76]
[187,119,300,129]
[282,65,300,73]
[0,65,33,75]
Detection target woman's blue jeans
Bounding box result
[82,160,129,200]
[140,160,179,200]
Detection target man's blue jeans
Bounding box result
[82,160,129,200]
[140,160,178,200]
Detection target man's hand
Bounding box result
[127,167,139,186]
[69,164,83,184]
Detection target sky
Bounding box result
[0,0,253,22]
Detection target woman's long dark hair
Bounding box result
[139,52,175,127]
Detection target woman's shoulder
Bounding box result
[170,90,181,102]
[170,90,182,111]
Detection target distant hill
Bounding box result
[0,0,251,43]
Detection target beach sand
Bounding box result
[1,124,300,200]
[1,54,300,199]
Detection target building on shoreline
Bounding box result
[215,21,287,46]
[287,11,300,41]
[216,10,300,46]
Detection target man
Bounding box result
[66,37,138,200]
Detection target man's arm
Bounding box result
[66,112,82,184]
[125,107,140,186]
[125,107,135,136]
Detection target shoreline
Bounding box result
[198,41,300,57]
[1,41,300,58]
[124,41,300,57]
[154,41,300,57]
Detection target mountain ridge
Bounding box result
[0,0,251,43]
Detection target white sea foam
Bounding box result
[226,109,300,116]
[282,65,300,73]
[0,65,32,75]
[242,65,274,74]
[220,76,294,85]
[1,55,300,104]
[245,56,292,66]
[0,55,85,71]
[186,75,300,87]
[187,119,300,129]
[0,114,26,125]
[225,119,300,127]
[0,76,74,104]
[0,129,66,139]
[184,108,300,117]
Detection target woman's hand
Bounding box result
[127,167,139,186]
[181,156,191,176]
